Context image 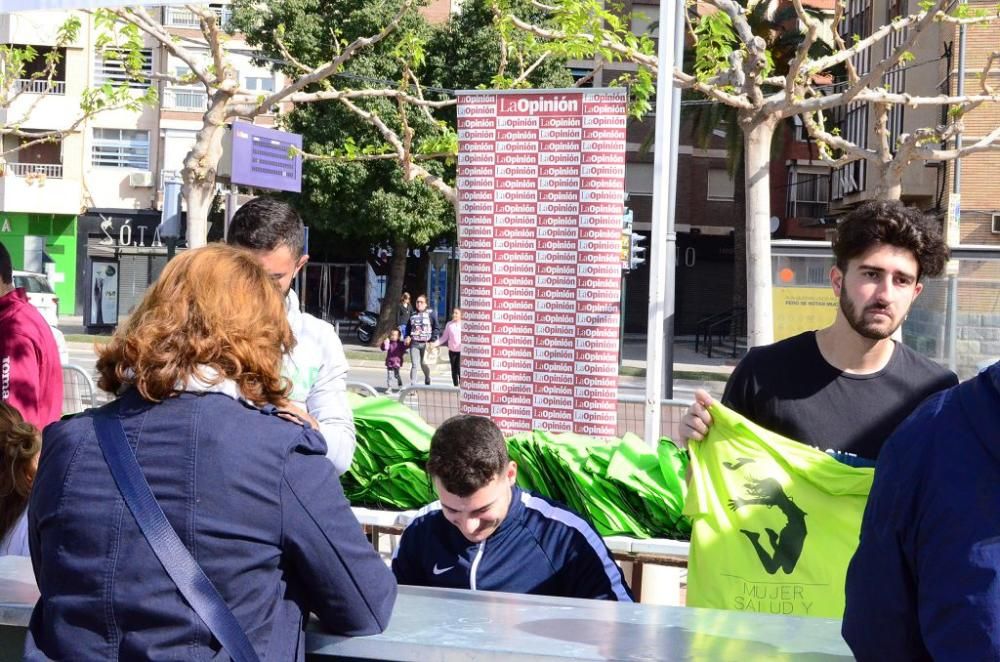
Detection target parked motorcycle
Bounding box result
[356,310,378,344]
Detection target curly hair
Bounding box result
[833,200,949,280]
[426,415,509,496]
[0,402,41,542]
[96,244,294,405]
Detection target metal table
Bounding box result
[0,556,853,661]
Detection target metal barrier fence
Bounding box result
[396,385,693,442]
[396,385,461,428]
[61,364,97,416]
[347,381,380,398]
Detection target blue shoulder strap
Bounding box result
[92,406,260,662]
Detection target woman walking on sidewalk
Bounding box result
[434,308,462,387]
[404,294,439,385]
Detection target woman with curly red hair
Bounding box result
[25,244,396,660]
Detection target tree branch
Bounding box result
[504,12,657,68]
[249,0,415,116]
[112,6,215,88]
[338,96,456,204]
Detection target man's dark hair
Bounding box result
[0,241,12,285]
[227,197,305,258]
[427,415,509,497]
[833,200,948,280]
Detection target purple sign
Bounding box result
[229,120,302,192]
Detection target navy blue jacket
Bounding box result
[25,390,397,660]
[391,486,633,601]
[843,362,1000,661]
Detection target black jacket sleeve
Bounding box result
[429,311,440,343]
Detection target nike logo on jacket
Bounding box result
[391,486,633,601]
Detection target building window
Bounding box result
[992,213,1000,234]
[243,76,275,93]
[94,48,153,89]
[92,128,150,169]
[707,168,735,200]
[786,167,831,219]
[792,116,808,142]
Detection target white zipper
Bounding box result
[469,540,486,590]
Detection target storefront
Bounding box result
[0,212,78,316]
[76,209,176,332]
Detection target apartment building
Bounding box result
[0,4,282,328]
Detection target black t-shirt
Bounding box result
[722,331,958,461]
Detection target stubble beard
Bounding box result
[839,290,902,341]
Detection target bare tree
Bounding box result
[500,0,1000,347]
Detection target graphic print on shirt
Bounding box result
[728,473,808,575]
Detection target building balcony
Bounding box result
[13,79,67,96]
[0,165,81,215]
[164,4,233,30]
[162,87,208,112]
[6,162,63,179]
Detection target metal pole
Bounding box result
[662,0,684,401]
[944,21,965,374]
[644,0,678,443]
[224,183,238,242]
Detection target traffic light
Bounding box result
[629,232,647,270]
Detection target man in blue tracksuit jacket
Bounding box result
[843,360,1000,660]
[392,415,633,601]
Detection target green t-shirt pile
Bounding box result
[345,395,690,539]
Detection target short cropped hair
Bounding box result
[96,244,294,404]
[227,197,306,259]
[427,415,509,497]
[833,200,948,280]
[0,241,12,285]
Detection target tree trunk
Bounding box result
[375,237,409,345]
[182,96,229,248]
[742,116,779,348]
[874,161,904,201]
[184,181,216,249]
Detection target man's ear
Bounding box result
[830,264,844,297]
[506,461,517,485]
[294,253,309,276]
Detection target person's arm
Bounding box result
[561,529,634,602]
[307,329,357,475]
[281,429,397,635]
[842,433,924,660]
[0,332,44,429]
[390,524,425,587]
[429,311,440,342]
[435,323,451,348]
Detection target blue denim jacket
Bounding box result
[25,389,396,660]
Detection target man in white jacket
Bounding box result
[228,197,357,474]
